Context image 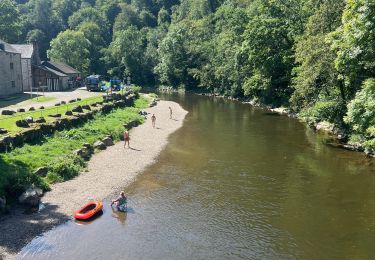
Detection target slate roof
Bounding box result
[33,65,68,77]
[11,44,34,59]
[42,61,80,74]
[0,39,19,53]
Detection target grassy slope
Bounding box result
[0,96,103,135]
[0,96,149,200]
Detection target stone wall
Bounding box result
[0,93,136,153]
[0,51,23,96]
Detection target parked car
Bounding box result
[85,75,103,91]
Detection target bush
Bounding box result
[48,155,86,181]
[299,99,346,126]
[345,79,375,152]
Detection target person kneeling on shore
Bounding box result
[111,191,128,212]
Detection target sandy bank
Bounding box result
[0,100,188,259]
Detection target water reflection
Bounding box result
[17,93,375,260]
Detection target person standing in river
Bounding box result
[151,114,156,128]
[123,130,130,148]
[169,107,172,119]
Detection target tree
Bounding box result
[78,22,106,75]
[0,0,21,42]
[105,26,149,84]
[240,0,307,105]
[331,0,375,100]
[48,30,91,75]
[68,6,109,39]
[53,0,81,27]
[290,0,345,110]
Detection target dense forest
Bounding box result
[0,0,374,152]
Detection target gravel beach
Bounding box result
[0,100,188,259]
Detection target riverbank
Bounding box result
[195,92,374,158]
[0,100,188,259]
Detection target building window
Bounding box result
[10,62,14,70]
[11,81,15,88]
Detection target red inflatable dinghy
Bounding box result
[74,201,103,220]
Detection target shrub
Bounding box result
[345,79,375,152]
[299,99,346,127]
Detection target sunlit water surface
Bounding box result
[17,93,375,259]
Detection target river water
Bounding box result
[17,93,375,259]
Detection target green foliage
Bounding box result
[48,30,91,75]
[48,155,86,181]
[0,96,147,201]
[299,98,346,127]
[291,0,345,110]
[330,0,375,99]
[0,0,21,42]
[345,79,375,152]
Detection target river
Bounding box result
[17,93,375,259]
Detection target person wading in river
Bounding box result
[124,130,130,148]
[111,191,127,212]
[151,114,156,128]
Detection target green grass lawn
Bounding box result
[25,96,56,103]
[0,95,149,200]
[0,96,103,135]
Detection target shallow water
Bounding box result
[17,93,375,259]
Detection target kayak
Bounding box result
[74,201,103,220]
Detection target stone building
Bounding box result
[11,42,41,92]
[0,40,23,97]
[42,61,81,89]
[1,39,81,95]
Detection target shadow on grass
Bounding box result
[0,93,44,109]
[0,202,70,258]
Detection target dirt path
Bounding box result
[0,100,188,259]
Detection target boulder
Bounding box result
[61,101,66,105]
[91,103,98,107]
[65,111,73,116]
[39,106,45,109]
[82,105,91,111]
[69,99,77,103]
[35,117,46,123]
[102,136,114,146]
[149,100,157,107]
[72,105,83,113]
[25,116,33,123]
[29,107,35,111]
[77,98,81,101]
[18,185,43,207]
[48,113,61,118]
[21,128,42,143]
[94,140,106,150]
[34,167,48,177]
[1,110,16,115]
[17,108,25,112]
[0,128,8,134]
[55,102,61,106]
[75,147,92,160]
[16,120,29,128]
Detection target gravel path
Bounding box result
[0,100,188,259]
